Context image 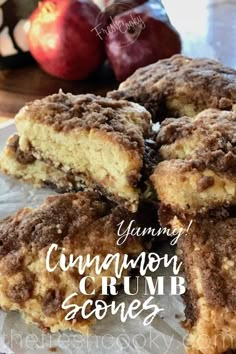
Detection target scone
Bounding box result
[0,135,88,193]
[175,215,236,354]
[0,192,144,334]
[14,92,151,212]
[151,109,236,216]
[108,55,236,121]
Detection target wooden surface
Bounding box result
[0,63,118,120]
[0,0,235,124]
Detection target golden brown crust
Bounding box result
[0,192,143,257]
[108,55,236,121]
[151,109,236,216]
[156,109,236,177]
[14,92,152,211]
[151,158,236,218]
[19,91,151,153]
[0,192,110,256]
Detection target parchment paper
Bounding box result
[0,123,187,354]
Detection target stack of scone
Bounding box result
[110,55,236,354]
[0,55,236,353]
[0,92,155,332]
[151,109,236,354]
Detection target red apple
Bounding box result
[28,0,106,80]
[105,1,181,81]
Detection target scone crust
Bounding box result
[156,109,236,177]
[15,91,151,153]
[0,192,144,333]
[151,159,236,217]
[108,55,236,120]
[151,109,236,216]
[14,92,152,211]
[177,216,236,354]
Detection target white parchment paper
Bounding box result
[0,123,186,354]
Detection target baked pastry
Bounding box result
[14,92,151,211]
[0,192,144,333]
[0,134,88,193]
[108,55,236,122]
[151,109,236,216]
[174,215,236,354]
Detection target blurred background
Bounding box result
[163,0,236,68]
[0,0,235,121]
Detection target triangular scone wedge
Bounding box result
[151,109,236,217]
[0,192,144,333]
[108,55,236,122]
[15,92,151,211]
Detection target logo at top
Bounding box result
[91,1,146,48]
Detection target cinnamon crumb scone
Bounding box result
[108,55,236,121]
[174,215,236,354]
[151,109,236,216]
[0,192,144,334]
[14,92,151,211]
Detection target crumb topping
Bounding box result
[20,92,151,153]
[178,216,236,312]
[0,192,136,258]
[108,55,236,120]
[156,109,236,176]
